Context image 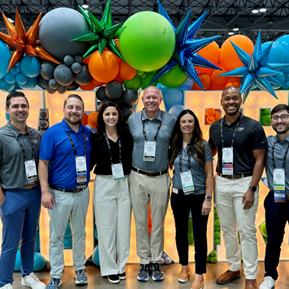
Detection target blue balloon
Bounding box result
[5,72,16,84]
[0,40,11,80]
[284,80,289,89]
[0,78,15,92]
[168,104,185,119]
[18,77,37,90]
[63,236,72,249]
[92,245,100,266]
[275,35,289,74]
[14,249,21,271]
[262,41,285,64]
[182,77,194,88]
[5,111,10,121]
[16,73,28,85]
[33,252,46,271]
[64,221,72,238]
[20,56,41,78]
[35,232,40,253]
[94,227,98,240]
[163,88,183,112]
[10,65,20,76]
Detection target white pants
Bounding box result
[215,175,259,279]
[93,175,131,276]
[48,187,90,279]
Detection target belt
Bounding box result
[21,184,38,190]
[131,166,168,177]
[49,185,87,193]
[216,173,252,179]
[269,190,289,200]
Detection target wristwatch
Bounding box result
[249,185,257,192]
[205,195,212,201]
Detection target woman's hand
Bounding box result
[202,199,211,215]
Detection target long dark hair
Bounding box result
[168,109,206,168]
[96,100,125,140]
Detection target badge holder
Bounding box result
[112,163,124,181]
[76,156,87,189]
[181,171,194,196]
[273,168,286,203]
[25,159,38,182]
[222,147,234,175]
[143,141,156,162]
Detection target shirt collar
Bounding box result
[6,121,28,136]
[223,113,242,127]
[142,109,162,121]
[275,134,289,143]
[62,118,84,133]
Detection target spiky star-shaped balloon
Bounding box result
[219,30,289,103]
[149,1,221,89]
[0,8,60,72]
[73,0,124,61]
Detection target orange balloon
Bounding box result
[199,73,211,90]
[233,81,241,88]
[220,35,254,72]
[214,110,221,121]
[209,83,226,90]
[191,82,202,90]
[206,116,215,124]
[87,112,99,129]
[206,108,216,117]
[113,74,123,83]
[211,66,228,85]
[119,61,136,80]
[79,81,96,91]
[81,112,88,126]
[196,41,220,74]
[91,78,103,86]
[89,50,119,83]
[226,82,233,88]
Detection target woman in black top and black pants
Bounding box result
[90,100,133,284]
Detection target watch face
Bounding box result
[206,195,212,200]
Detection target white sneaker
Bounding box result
[1,284,13,289]
[259,276,275,289]
[21,273,46,289]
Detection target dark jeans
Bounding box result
[171,191,208,274]
[264,192,289,280]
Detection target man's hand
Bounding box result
[41,191,55,210]
[0,193,5,206]
[202,199,212,215]
[242,189,255,210]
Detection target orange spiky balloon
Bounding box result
[0,8,60,72]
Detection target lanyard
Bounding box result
[272,138,289,169]
[12,127,35,161]
[104,133,122,164]
[66,131,87,157]
[141,109,163,142]
[179,147,191,173]
[220,114,243,148]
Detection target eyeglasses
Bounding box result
[272,114,289,121]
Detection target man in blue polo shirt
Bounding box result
[38,94,91,289]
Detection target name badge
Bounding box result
[273,168,286,203]
[222,147,233,175]
[76,156,87,188]
[180,171,194,195]
[24,160,38,183]
[143,141,156,162]
[112,163,124,181]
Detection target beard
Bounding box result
[272,123,289,135]
[65,114,82,125]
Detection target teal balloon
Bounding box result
[35,232,40,252]
[64,221,72,238]
[0,40,11,79]
[162,88,183,112]
[168,104,185,119]
[14,249,21,271]
[63,236,72,249]
[18,77,37,90]
[33,252,46,271]
[275,35,289,74]
[20,56,41,78]
[10,66,20,76]
[0,78,15,92]
[16,73,28,85]
[94,227,98,240]
[5,73,16,84]
[119,11,175,72]
[92,245,100,266]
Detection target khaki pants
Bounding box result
[129,170,170,264]
[215,175,259,279]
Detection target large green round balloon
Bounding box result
[119,11,175,72]
[159,65,188,88]
[123,75,142,90]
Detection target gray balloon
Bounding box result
[64,55,74,66]
[105,81,123,100]
[115,98,125,107]
[71,62,82,74]
[57,85,67,94]
[123,89,139,106]
[96,87,108,101]
[37,77,49,89]
[74,55,83,63]
[39,120,49,129]
[121,105,134,122]
[40,61,56,81]
[75,64,91,85]
[46,86,57,94]
[49,78,59,90]
[67,81,80,90]
[40,110,48,120]
[38,8,89,60]
[54,64,74,86]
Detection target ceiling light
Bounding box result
[267,18,275,24]
[228,32,234,35]
[259,5,267,13]
[232,25,239,31]
[7,18,14,23]
[82,4,89,9]
[252,6,259,14]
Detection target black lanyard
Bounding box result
[272,138,289,169]
[12,127,35,161]
[179,147,191,173]
[220,114,243,148]
[66,131,86,157]
[104,133,122,165]
[141,109,163,142]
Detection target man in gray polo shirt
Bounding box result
[0,92,45,289]
[128,86,176,282]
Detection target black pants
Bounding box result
[264,192,289,280]
[171,192,208,274]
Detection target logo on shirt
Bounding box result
[85,137,89,141]
[32,139,38,144]
[237,127,244,132]
[161,125,168,130]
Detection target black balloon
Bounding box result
[67,81,80,90]
[40,110,48,120]
[115,98,125,108]
[123,89,139,106]
[37,77,49,89]
[49,78,59,90]
[75,63,92,85]
[96,86,108,101]
[46,86,57,94]
[57,85,67,94]
[39,120,49,129]
[40,61,56,81]
[54,64,74,86]
[105,81,123,100]
[121,105,134,122]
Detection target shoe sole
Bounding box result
[119,276,126,280]
[108,278,120,284]
[74,275,88,285]
[137,276,149,282]
[216,275,241,284]
[152,276,165,282]
[43,280,62,288]
[178,272,190,283]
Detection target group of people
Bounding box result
[0,86,288,289]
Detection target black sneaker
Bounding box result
[137,264,150,282]
[108,275,120,284]
[118,272,126,280]
[151,263,164,281]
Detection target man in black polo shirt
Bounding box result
[209,86,267,289]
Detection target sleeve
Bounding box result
[205,142,213,162]
[90,133,99,171]
[39,129,55,161]
[252,122,268,150]
[208,125,216,149]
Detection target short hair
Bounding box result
[6,91,29,108]
[271,104,289,116]
[63,94,84,109]
[221,86,241,98]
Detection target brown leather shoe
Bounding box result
[178,267,190,283]
[216,270,241,284]
[190,278,204,289]
[244,279,257,289]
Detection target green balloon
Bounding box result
[210,256,217,263]
[214,226,220,232]
[214,238,220,245]
[260,115,271,126]
[214,219,221,226]
[260,108,270,116]
[214,232,220,239]
[136,70,144,75]
[211,250,217,257]
[159,64,188,88]
[119,11,175,72]
[206,256,211,263]
[140,72,147,79]
[123,75,142,90]
[141,71,158,90]
[188,232,194,246]
[188,218,193,232]
[260,222,267,237]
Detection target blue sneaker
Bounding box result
[74,270,88,285]
[46,278,62,288]
[137,264,150,282]
[151,263,164,281]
